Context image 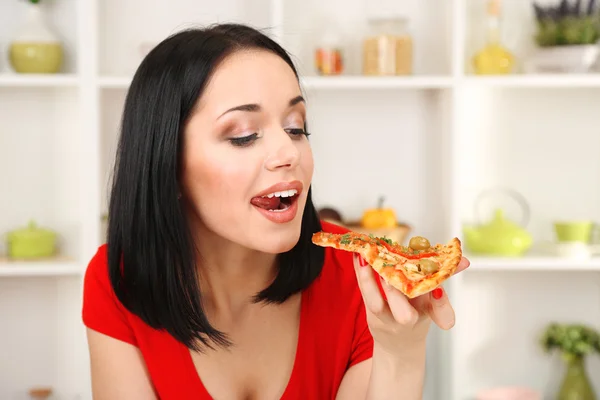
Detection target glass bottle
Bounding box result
[472,0,515,75]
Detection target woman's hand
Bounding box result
[353,253,470,356]
[350,253,470,399]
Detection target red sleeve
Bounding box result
[82,245,138,346]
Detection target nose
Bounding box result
[264,129,301,171]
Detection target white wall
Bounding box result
[1,0,599,399]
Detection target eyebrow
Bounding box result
[217,95,305,119]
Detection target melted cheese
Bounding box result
[397,262,426,281]
[378,245,442,282]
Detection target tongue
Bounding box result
[251,196,281,210]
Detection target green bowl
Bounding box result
[554,221,593,243]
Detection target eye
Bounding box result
[229,133,258,147]
[285,128,311,138]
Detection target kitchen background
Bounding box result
[1,0,600,399]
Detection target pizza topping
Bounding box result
[378,250,398,263]
[417,258,440,275]
[340,233,352,245]
[403,262,421,273]
[409,236,431,251]
[377,238,438,260]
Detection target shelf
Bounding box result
[98,76,131,89]
[4,0,600,399]
[301,76,453,90]
[0,85,83,262]
[462,74,600,88]
[0,275,86,399]
[0,74,80,88]
[467,255,600,271]
[0,258,81,277]
[100,74,600,90]
[98,75,454,90]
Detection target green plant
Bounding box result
[533,0,600,46]
[540,322,600,362]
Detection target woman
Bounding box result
[82,23,470,399]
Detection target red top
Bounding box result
[82,221,374,399]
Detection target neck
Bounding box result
[486,8,500,43]
[485,13,501,44]
[192,220,278,323]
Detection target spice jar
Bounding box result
[314,28,344,75]
[362,17,413,76]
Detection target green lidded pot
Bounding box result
[463,188,533,256]
[7,220,57,260]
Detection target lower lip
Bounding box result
[252,196,299,223]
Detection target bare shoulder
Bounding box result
[87,328,158,400]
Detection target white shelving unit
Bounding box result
[1,0,599,399]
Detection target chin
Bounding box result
[247,192,308,254]
[256,222,303,254]
[243,208,304,254]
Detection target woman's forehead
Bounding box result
[195,49,302,118]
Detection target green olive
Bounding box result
[418,259,439,275]
[409,236,431,251]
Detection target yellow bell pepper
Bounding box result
[361,197,397,229]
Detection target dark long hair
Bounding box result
[106,24,324,352]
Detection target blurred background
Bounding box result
[1,0,599,399]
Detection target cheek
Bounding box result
[300,142,314,180]
[183,147,258,210]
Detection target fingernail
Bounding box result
[358,254,368,267]
[432,288,443,300]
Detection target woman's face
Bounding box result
[181,49,314,254]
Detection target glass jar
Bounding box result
[314,28,344,76]
[362,17,413,76]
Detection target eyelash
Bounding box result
[229,128,311,147]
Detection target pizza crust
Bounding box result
[312,231,462,299]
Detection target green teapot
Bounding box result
[463,189,533,257]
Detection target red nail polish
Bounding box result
[432,288,443,300]
[358,255,368,267]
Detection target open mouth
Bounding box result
[250,189,299,213]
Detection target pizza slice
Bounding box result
[312,231,462,299]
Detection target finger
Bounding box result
[353,254,395,324]
[379,277,419,326]
[427,287,455,330]
[408,257,470,309]
[454,257,470,275]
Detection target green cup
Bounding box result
[554,221,593,243]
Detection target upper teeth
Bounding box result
[263,189,298,198]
